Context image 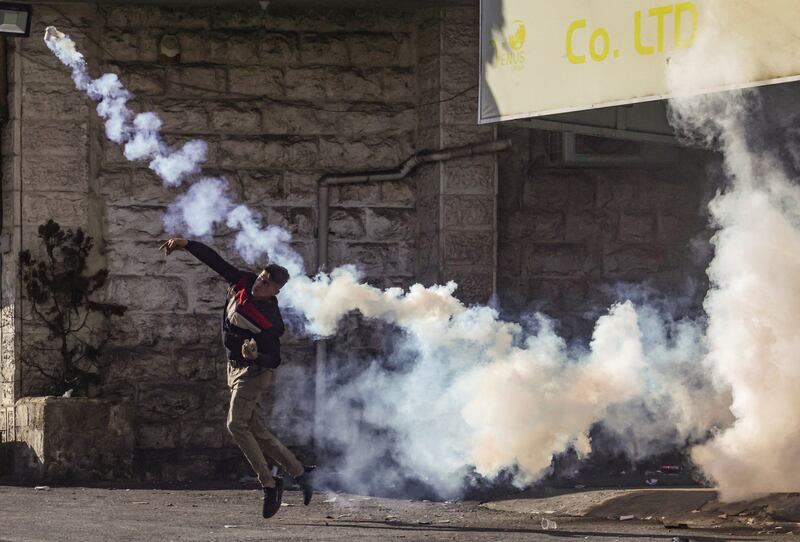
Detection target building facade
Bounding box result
[0,0,711,481]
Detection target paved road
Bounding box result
[0,485,782,541]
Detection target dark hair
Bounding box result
[264,263,290,288]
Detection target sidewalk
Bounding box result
[484,487,800,535]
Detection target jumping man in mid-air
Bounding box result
[160,238,314,518]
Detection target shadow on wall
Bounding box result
[0,441,39,485]
[479,0,504,124]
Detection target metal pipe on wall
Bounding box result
[311,138,512,449]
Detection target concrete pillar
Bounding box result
[414,5,498,304]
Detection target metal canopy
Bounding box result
[513,100,682,146]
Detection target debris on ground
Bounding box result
[34,486,50,491]
[619,514,635,521]
[541,518,558,530]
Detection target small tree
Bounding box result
[18,220,127,397]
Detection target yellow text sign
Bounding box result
[480,0,800,123]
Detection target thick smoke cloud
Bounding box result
[664,1,800,501]
[46,17,799,502]
[281,267,658,496]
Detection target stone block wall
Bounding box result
[414,6,499,304]
[12,396,134,483]
[1,4,98,412]
[2,3,421,480]
[497,128,713,341]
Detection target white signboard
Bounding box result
[479,0,800,123]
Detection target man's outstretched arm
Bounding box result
[160,238,241,284]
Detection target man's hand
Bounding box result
[242,338,258,360]
[159,238,188,256]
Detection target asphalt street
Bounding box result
[0,485,786,541]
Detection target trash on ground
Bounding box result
[223,525,237,529]
[322,495,337,503]
[34,486,50,491]
[619,515,635,521]
[541,518,558,530]
[131,501,149,505]
[645,478,659,486]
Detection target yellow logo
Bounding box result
[491,19,527,71]
[508,20,526,51]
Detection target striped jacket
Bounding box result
[186,241,285,368]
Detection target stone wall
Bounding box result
[12,396,134,483]
[414,6,498,304]
[496,128,713,342]
[2,3,421,481]
[1,5,97,418]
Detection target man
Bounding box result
[159,237,313,518]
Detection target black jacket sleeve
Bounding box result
[185,241,241,284]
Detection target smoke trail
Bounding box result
[666,2,800,501]
[44,26,298,271]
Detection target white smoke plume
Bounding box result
[280,268,665,496]
[44,26,297,270]
[45,27,207,187]
[665,1,800,501]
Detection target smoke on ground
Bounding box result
[44,16,800,501]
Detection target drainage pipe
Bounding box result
[312,138,512,448]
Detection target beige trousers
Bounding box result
[226,364,304,488]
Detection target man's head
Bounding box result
[251,263,290,299]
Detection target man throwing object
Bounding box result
[160,238,314,518]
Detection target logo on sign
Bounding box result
[491,19,527,70]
